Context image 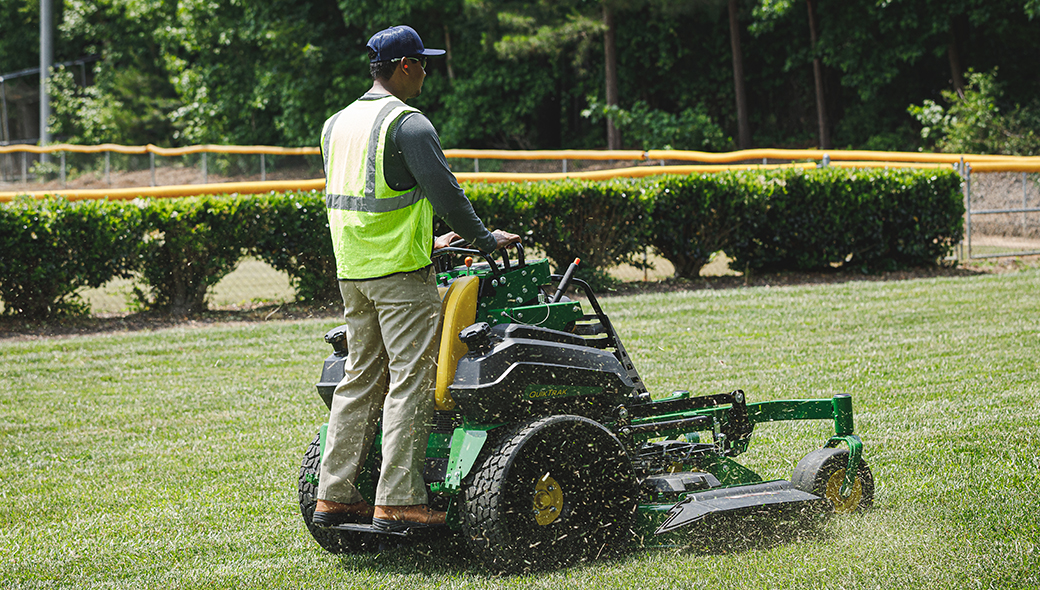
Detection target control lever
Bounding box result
[551,258,580,303]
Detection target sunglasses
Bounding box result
[392,56,427,69]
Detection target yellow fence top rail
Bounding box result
[642,148,1040,165]
[4,143,1039,164]
[0,143,321,156]
[3,144,1040,202]
[443,149,648,161]
[455,162,821,183]
[0,179,325,202]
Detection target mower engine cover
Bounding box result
[450,323,635,423]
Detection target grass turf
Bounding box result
[1,268,1038,589]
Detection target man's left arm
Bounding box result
[394,114,498,253]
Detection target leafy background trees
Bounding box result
[1,0,1038,154]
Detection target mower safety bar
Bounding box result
[620,392,858,460]
[621,390,752,454]
[619,415,711,438]
[746,394,855,436]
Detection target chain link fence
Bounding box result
[962,171,1040,259]
[0,150,323,191]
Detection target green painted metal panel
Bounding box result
[436,425,498,493]
[832,394,855,435]
[479,300,585,330]
[747,399,833,423]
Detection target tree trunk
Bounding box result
[443,25,455,82]
[806,0,830,149]
[603,4,621,150]
[948,15,968,98]
[728,0,751,149]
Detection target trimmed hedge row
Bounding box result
[0,193,336,318]
[725,167,965,273]
[0,167,963,319]
[464,178,653,287]
[0,198,145,318]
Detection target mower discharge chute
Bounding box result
[298,244,874,570]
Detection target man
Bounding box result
[314,25,519,531]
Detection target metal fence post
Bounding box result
[105,151,110,185]
[150,151,155,187]
[473,158,479,173]
[261,153,266,181]
[60,151,66,187]
[21,150,26,182]
[202,152,208,184]
[1024,171,1029,234]
[965,161,972,258]
[562,159,567,173]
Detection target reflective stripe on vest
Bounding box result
[322,96,433,280]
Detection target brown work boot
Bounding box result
[372,504,446,531]
[312,499,375,527]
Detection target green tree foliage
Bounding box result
[49,63,181,146]
[46,0,182,145]
[5,0,1040,152]
[435,0,604,148]
[908,69,1040,156]
[582,100,730,150]
[161,0,362,146]
[0,0,39,72]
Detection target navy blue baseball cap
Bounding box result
[367,26,446,62]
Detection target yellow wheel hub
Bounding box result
[532,474,564,526]
[824,469,863,514]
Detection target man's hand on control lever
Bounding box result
[491,229,521,250]
[433,231,461,251]
[434,230,520,252]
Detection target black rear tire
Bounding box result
[791,447,874,514]
[298,433,378,553]
[461,415,637,572]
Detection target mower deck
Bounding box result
[652,480,826,534]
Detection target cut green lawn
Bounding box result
[2,269,1038,589]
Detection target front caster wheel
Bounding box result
[792,447,874,514]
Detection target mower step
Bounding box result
[326,523,423,537]
[655,480,824,534]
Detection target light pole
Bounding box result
[39,0,53,161]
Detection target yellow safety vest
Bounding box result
[321,96,433,280]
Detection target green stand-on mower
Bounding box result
[298,244,874,571]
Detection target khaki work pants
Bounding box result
[317,266,441,506]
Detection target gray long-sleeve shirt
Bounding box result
[361,92,497,253]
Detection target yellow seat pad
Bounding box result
[435,275,479,411]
